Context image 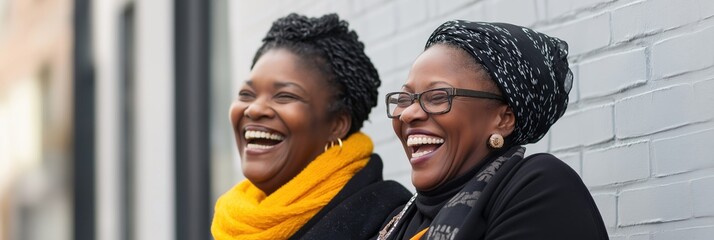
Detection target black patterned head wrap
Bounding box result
[425,20,573,145]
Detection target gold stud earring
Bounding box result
[488,133,504,149]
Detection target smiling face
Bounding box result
[230,48,346,195]
[393,44,515,191]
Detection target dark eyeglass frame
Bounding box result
[385,87,505,118]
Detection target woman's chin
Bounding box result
[241,165,273,184]
[410,171,438,191]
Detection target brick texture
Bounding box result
[615,85,697,138]
[612,0,701,43]
[524,132,550,154]
[545,13,610,56]
[551,104,614,150]
[700,0,714,20]
[434,0,476,17]
[487,0,538,27]
[579,48,647,99]
[691,177,714,217]
[396,0,428,30]
[619,182,691,226]
[629,233,651,240]
[353,2,397,43]
[694,79,714,121]
[546,0,614,18]
[583,141,650,187]
[652,129,714,176]
[653,226,714,240]
[592,193,617,228]
[651,27,714,79]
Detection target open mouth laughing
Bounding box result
[406,134,444,161]
[244,129,285,150]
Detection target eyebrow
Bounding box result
[401,81,454,91]
[245,80,308,94]
[274,81,308,94]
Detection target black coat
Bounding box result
[386,152,608,240]
[290,154,412,240]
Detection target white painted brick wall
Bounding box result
[393,27,434,70]
[618,182,691,226]
[582,141,650,187]
[353,0,387,14]
[551,104,614,150]
[524,133,549,154]
[651,27,714,79]
[230,0,714,238]
[694,79,714,121]
[691,176,714,217]
[701,0,714,20]
[396,0,428,30]
[433,0,475,17]
[611,0,701,43]
[592,193,617,228]
[629,233,651,240]
[485,0,538,27]
[569,65,580,103]
[653,226,714,240]
[546,0,614,19]
[652,129,714,176]
[365,39,396,73]
[544,12,610,56]
[579,48,647,99]
[353,1,397,43]
[615,85,697,138]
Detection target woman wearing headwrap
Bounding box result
[378,21,608,240]
[211,13,411,240]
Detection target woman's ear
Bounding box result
[495,105,516,137]
[331,112,352,139]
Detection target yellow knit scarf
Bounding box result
[211,132,373,240]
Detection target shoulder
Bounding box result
[520,153,573,173]
[510,152,581,185]
[292,154,412,239]
[318,153,411,212]
[487,152,585,206]
[364,154,412,202]
[483,152,608,239]
[495,152,589,204]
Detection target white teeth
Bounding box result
[246,143,274,150]
[244,130,285,141]
[406,136,444,147]
[411,150,434,158]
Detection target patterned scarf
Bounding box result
[426,21,572,145]
[211,132,373,240]
[423,146,525,239]
[380,146,525,240]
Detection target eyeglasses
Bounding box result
[386,88,505,118]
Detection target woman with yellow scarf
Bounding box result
[211,13,411,240]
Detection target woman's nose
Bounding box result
[398,101,428,123]
[244,98,275,120]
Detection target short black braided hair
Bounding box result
[251,13,381,136]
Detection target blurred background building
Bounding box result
[1,0,236,239]
[1,0,713,240]
[0,0,74,239]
